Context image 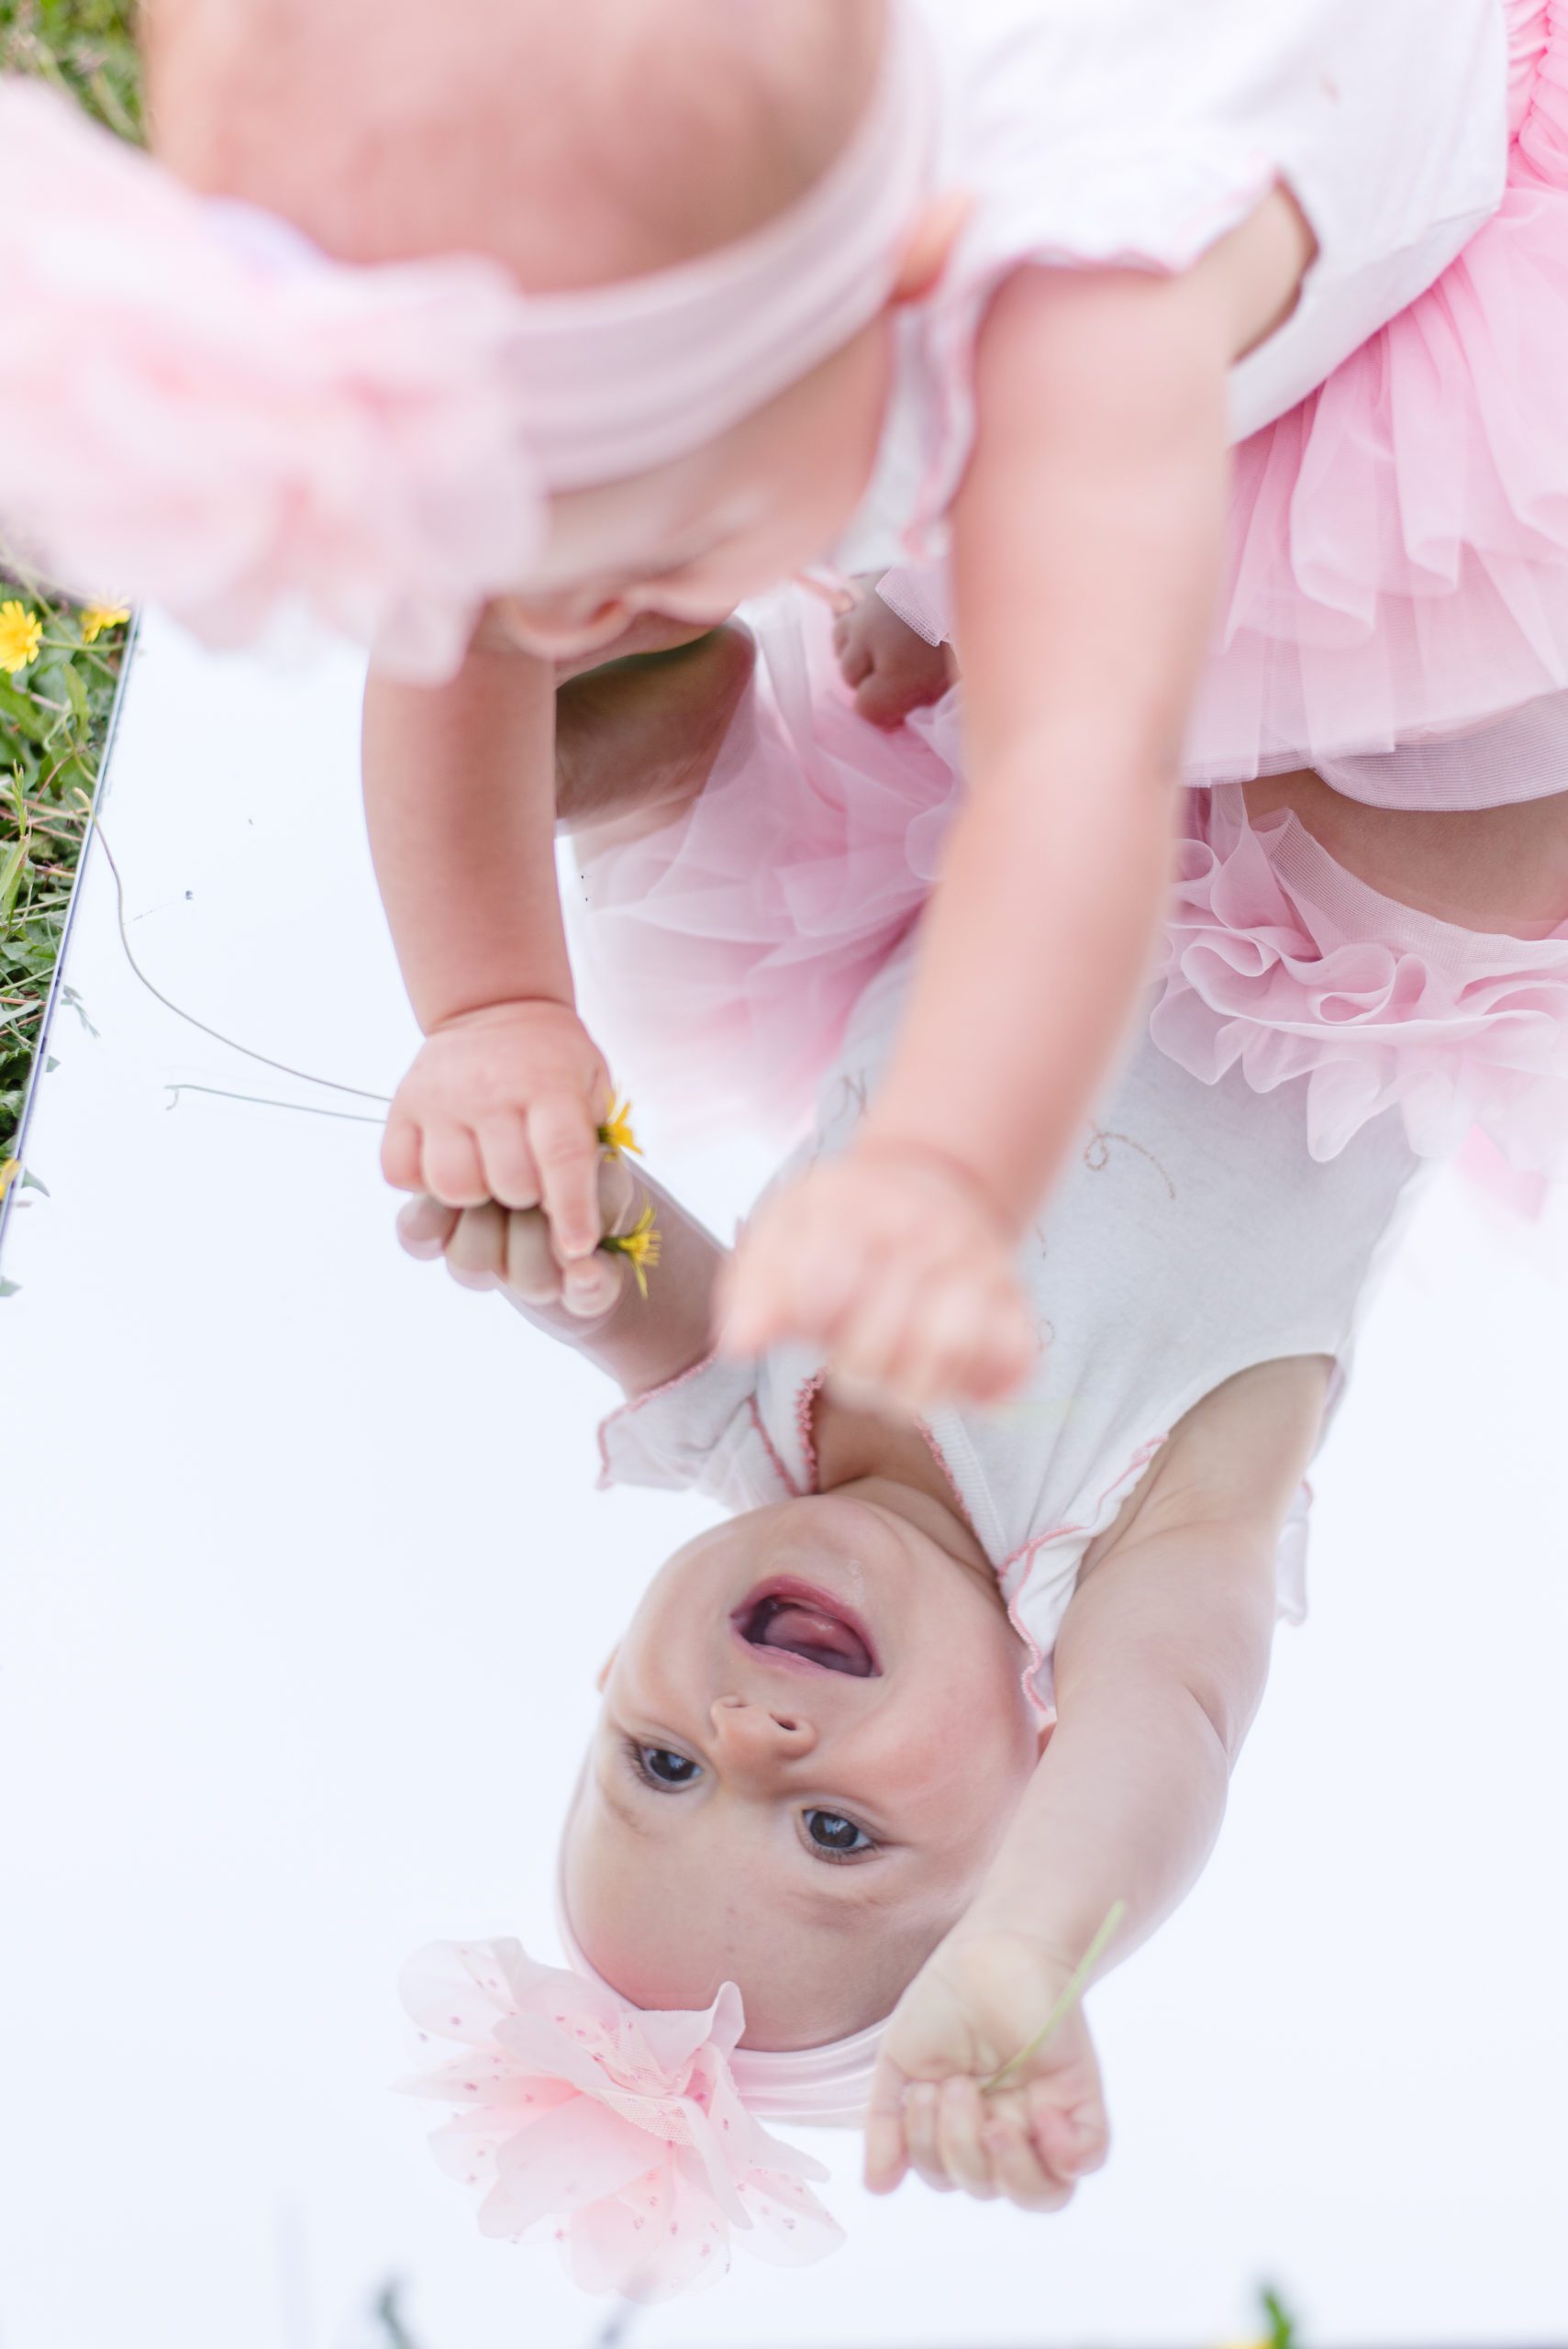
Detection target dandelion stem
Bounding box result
[981,1899,1127,2095]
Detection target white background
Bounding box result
[3,616,1564,2349]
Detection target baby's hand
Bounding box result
[864,1928,1109,2211]
[395,1150,639,1320]
[719,1144,1037,1412]
[832,577,956,730]
[382,999,610,1264]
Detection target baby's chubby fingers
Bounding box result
[721,1200,863,1356]
[892,1266,1038,1412]
[1028,2077,1109,2187]
[381,1109,426,1195]
[498,1207,619,1317]
[528,1092,606,1263]
[421,1123,489,1209]
[862,2061,912,2198]
[442,1200,509,1290]
[503,1154,635,1314]
[828,1267,915,1401]
[499,1205,565,1304]
[902,2082,958,2196]
[969,1279,1040,1403]
[475,1113,540,1212]
[395,1196,459,1261]
[935,2076,1000,2200]
[982,2100,1075,2214]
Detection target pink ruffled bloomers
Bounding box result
[1153,788,1568,1175]
[570,596,1568,1181]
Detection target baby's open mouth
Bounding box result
[733,1578,879,1677]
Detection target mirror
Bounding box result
[6,607,1565,2349]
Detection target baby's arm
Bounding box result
[867,1356,1328,2207]
[364,624,608,1264]
[726,195,1313,1402]
[872,200,1312,1229]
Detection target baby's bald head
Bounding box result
[147,0,887,286]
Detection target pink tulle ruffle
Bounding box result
[1152,787,1568,1173]
[573,595,1568,1179]
[1187,0,1568,779]
[569,595,964,1138]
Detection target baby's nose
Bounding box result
[708,1696,817,1774]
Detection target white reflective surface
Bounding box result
[3,614,1565,2349]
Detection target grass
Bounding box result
[0,0,141,1182]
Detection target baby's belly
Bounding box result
[1241,769,1568,941]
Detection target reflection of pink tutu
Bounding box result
[1188,0,1568,781]
[570,594,1568,1177]
[569,593,963,1138]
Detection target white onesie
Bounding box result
[867,0,1508,551]
[599,941,1427,1720]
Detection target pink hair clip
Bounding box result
[398,1940,845,2303]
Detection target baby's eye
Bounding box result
[804,1809,874,1858]
[635,1743,702,1787]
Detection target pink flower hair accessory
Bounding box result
[398,1940,845,2303]
[0,79,546,684]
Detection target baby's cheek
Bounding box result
[907,1671,1039,1804]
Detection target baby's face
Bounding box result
[563,1496,1041,2049]
[150,0,899,665]
[490,318,897,662]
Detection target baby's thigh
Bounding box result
[1242,768,1568,940]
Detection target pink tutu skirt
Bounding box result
[883,1,1568,797]
[1186,0,1568,785]
[569,595,1568,1178]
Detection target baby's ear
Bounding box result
[595,1645,619,1694]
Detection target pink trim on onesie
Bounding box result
[793,1371,827,1490]
[791,1369,984,1532]
[998,1436,1170,1725]
[749,1395,806,1501]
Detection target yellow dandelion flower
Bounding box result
[80,603,130,645]
[597,1097,643,1158]
[0,1158,21,1204]
[0,601,42,676]
[602,1200,662,1298]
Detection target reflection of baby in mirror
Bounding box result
[399,935,1400,2251]
[394,578,1568,2291]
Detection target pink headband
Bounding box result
[400,1934,884,2302]
[0,13,934,682]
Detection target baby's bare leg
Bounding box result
[554,622,755,836]
[1244,769,1568,939]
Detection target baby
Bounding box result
[390,588,1568,2297]
[10,0,1562,1411]
[397,928,1397,2285]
